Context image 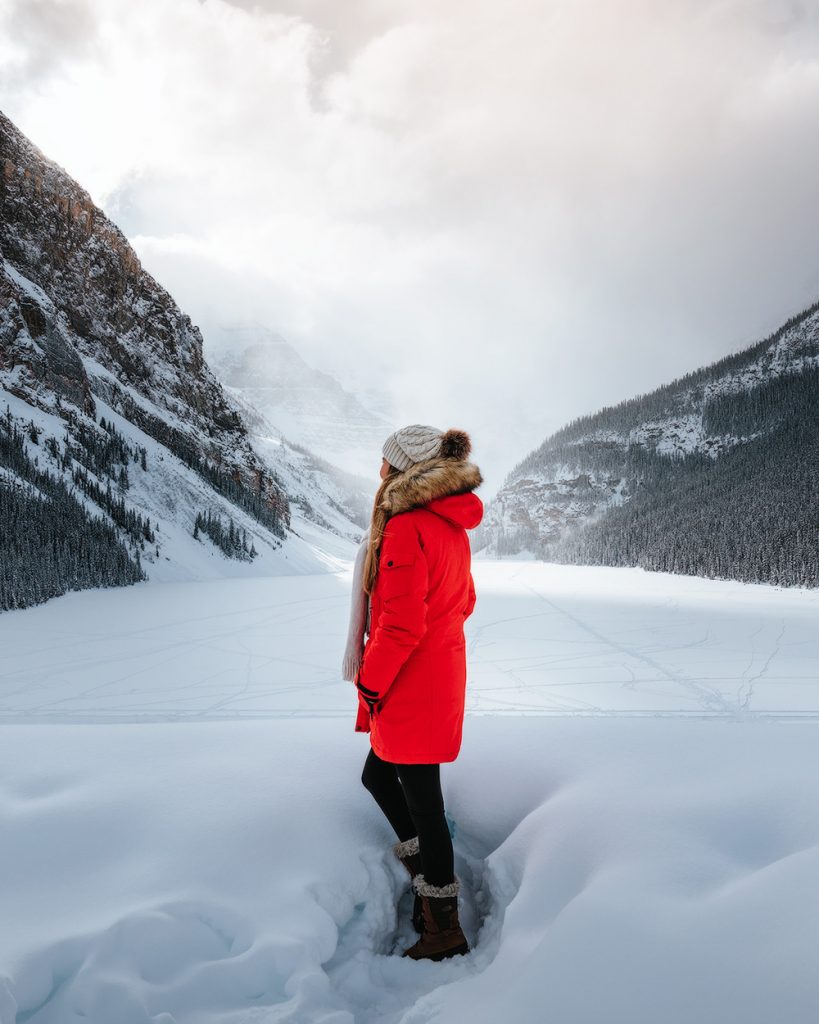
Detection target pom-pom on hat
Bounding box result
[382,424,472,471]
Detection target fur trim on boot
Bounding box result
[393,836,423,880]
[412,874,460,899]
[393,835,419,860]
[401,876,470,961]
[392,836,424,933]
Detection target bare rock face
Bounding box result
[0,269,95,415]
[0,109,289,528]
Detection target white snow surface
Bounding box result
[1,561,818,1023]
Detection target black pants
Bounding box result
[361,747,455,887]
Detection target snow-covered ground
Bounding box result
[0,561,814,722]
[1,562,818,1023]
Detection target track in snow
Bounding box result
[0,561,816,722]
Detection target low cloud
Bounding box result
[2,0,819,490]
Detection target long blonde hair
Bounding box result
[362,464,403,595]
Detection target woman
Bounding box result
[341,423,483,961]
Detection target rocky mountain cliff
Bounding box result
[477,301,819,587]
[0,109,361,610]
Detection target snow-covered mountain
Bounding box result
[477,301,819,587]
[225,384,375,543]
[208,324,392,479]
[0,110,364,610]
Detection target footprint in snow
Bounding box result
[325,812,504,975]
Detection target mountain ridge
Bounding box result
[478,298,819,587]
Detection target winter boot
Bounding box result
[401,875,470,961]
[392,835,424,933]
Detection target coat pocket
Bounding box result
[378,553,417,598]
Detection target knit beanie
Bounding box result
[382,424,472,471]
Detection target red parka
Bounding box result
[354,457,483,763]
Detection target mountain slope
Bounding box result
[225,384,375,544]
[0,109,361,609]
[208,324,392,480]
[477,301,819,587]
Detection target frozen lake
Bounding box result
[0,561,815,722]
[1,561,817,1024]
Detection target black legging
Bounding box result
[361,747,455,887]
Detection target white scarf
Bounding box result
[341,536,371,681]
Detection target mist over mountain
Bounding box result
[477,302,819,588]
[207,323,392,480]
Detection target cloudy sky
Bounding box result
[2,0,819,493]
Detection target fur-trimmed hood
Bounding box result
[380,457,484,529]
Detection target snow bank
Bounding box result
[0,717,817,1023]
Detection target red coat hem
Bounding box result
[369,735,461,765]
